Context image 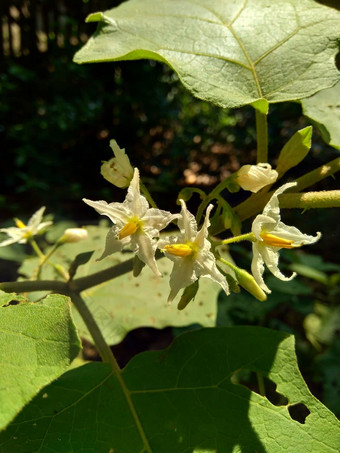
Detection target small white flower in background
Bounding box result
[60,228,88,243]
[236,163,278,193]
[158,199,229,303]
[83,168,178,276]
[0,207,52,247]
[251,182,321,293]
[101,139,134,188]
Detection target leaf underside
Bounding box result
[74,0,340,109]
[1,326,339,452]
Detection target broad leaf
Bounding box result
[301,80,340,150]
[74,0,340,109]
[19,224,219,345]
[0,293,81,431]
[1,327,339,452]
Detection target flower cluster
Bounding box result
[84,166,321,304]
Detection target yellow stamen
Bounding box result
[118,221,139,239]
[163,243,194,257]
[14,218,26,229]
[260,232,295,249]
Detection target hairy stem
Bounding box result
[255,109,268,163]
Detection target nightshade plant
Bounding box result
[1,0,340,451]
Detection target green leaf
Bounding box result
[276,126,313,177]
[2,327,339,451]
[301,80,340,150]
[74,0,340,108]
[19,224,219,345]
[0,293,81,431]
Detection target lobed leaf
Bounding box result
[74,0,340,109]
[1,326,339,452]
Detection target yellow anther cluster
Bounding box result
[260,232,295,249]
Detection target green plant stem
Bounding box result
[140,180,158,208]
[29,238,45,260]
[256,372,266,397]
[295,156,340,191]
[69,291,152,452]
[196,175,234,224]
[234,155,340,221]
[215,232,255,246]
[69,291,117,366]
[255,109,268,163]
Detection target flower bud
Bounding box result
[61,228,88,243]
[177,280,199,310]
[101,139,134,188]
[236,163,278,193]
[234,267,267,301]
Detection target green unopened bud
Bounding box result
[235,267,267,301]
[133,255,145,277]
[276,126,312,177]
[101,139,134,188]
[177,280,199,311]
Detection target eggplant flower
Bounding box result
[83,168,178,276]
[101,139,134,188]
[236,163,278,193]
[251,182,321,293]
[158,200,229,302]
[0,207,52,247]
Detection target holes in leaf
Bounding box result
[288,403,310,424]
[231,369,288,406]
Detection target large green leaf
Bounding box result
[301,80,340,150]
[1,327,339,452]
[19,224,219,345]
[74,0,340,109]
[0,293,81,431]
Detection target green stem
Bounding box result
[256,372,266,397]
[69,290,152,451]
[29,238,45,260]
[255,109,268,163]
[196,175,234,224]
[216,232,255,246]
[69,291,117,366]
[140,180,158,209]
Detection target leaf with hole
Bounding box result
[74,0,340,109]
[1,327,339,452]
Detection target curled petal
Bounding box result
[195,250,229,295]
[178,199,197,241]
[195,204,213,249]
[259,241,296,283]
[97,228,125,260]
[262,182,297,222]
[251,243,271,294]
[126,168,149,217]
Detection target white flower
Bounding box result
[158,199,229,302]
[101,139,134,188]
[60,228,88,243]
[0,207,52,247]
[83,168,178,276]
[236,163,278,193]
[251,182,321,293]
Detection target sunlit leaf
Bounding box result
[0,293,80,431]
[301,80,340,150]
[74,0,340,108]
[2,327,339,451]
